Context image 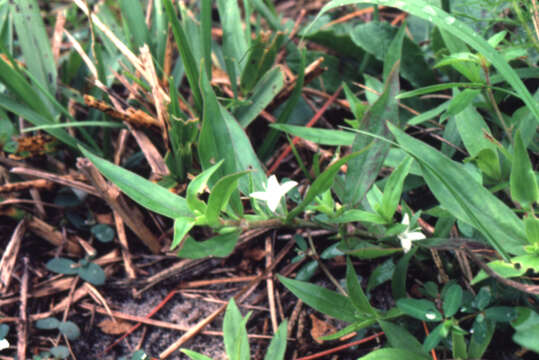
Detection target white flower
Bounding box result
[398,214,426,253]
[0,338,9,351]
[250,175,298,212]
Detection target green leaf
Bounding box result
[358,348,429,360]
[378,157,413,221]
[442,284,463,318]
[511,307,539,353]
[328,209,388,225]
[378,320,426,356]
[35,317,60,330]
[91,224,115,243]
[396,298,442,322]
[79,146,193,219]
[217,0,248,75]
[452,330,468,360]
[307,0,539,121]
[177,231,241,259]
[524,215,539,245]
[454,91,500,179]
[287,151,362,221]
[392,248,417,300]
[278,275,357,322]
[164,0,202,111]
[200,0,212,79]
[470,256,532,284]
[46,258,78,275]
[472,287,491,311]
[447,88,480,117]
[198,65,266,194]
[236,67,284,128]
[468,317,495,358]
[181,349,214,360]
[206,171,248,226]
[423,322,448,352]
[10,0,57,105]
[264,321,287,360]
[49,346,70,359]
[270,124,355,146]
[387,123,526,258]
[484,307,517,323]
[119,0,149,52]
[510,130,538,207]
[186,160,224,214]
[0,324,9,339]
[346,258,377,316]
[78,262,106,286]
[343,58,399,206]
[171,217,196,250]
[367,258,395,292]
[223,299,250,360]
[58,321,80,340]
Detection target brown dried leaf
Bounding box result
[309,314,336,344]
[98,318,133,335]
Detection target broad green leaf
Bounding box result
[473,287,492,311]
[287,152,361,221]
[206,171,248,225]
[327,209,388,225]
[468,317,495,358]
[484,307,517,323]
[36,317,60,330]
[186,160,224,214]
[470,254,539,284]
[177,231,240,259]
[58,321,80,340]
[343,59,399,206]
[378,157,413,221]
[342,241,401,259]
[510,130,538,207]
[91,224,115,243]
[396,298,442,322]
[346,258,377,316]
[80,146,193,219]
[278,275,357,322]
[447,88,480,117]
[217,0,248,75]
[10,0,57,107]
[454,90,500,179]
[511,307,539,353]
[350,21,436,88]
[223,299,250,360]
[387,123,526,258]
[264,321,287,360]
[423,322,447,352]
[171,217,196,250]
[46,258,78,275]
[181,349,213,360]
[442,284,463,318]
[306,0,539,121]
[270,124,355,146]
[119,0,149,52]
[78,262,106,286]
[358,348,429,360]
[392,248,417,300]
[198,66,266,194]
[524,215,539,245]
[236,67,284,128]
[367,258,395,292]
[378,320,426,357]
[452,331,468,360]
[164,0,202,111]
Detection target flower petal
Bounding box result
[406,232,426,242]
[400,237,412,253]
[250,191,270,201]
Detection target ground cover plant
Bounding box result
[0,0,538,359]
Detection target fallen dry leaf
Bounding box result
[98,318,133,335]
[310,314,336,344]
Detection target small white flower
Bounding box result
[425,312,437,320]
[250,175,298,212]
[398,214,426,253]
[0,338,9,351]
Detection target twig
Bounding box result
[0,220,25,294]
[266,235,279,333]
[17,257,29,360]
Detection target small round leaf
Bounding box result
[35,317,60,330]
[78,262,106,286]
[442,284,463,317]
[46,258,78,275]
[91,224,115,243]
[0,324,9,339]
[58,321,80,340]
[396,298,443,322]
[49,345,70,359]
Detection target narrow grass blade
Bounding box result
[119,0,149,52]
[217,0,248,75]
